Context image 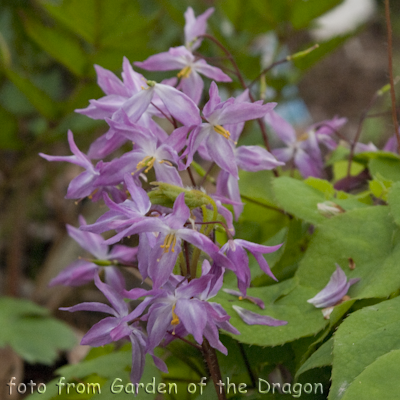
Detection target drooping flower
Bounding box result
[139,272,239,355]
[50,216,136,289]
[76,57,201,127]
[307,264,360,308]
[103,193,228,288]
[60,274,167,384]
[135,46,231,104]
[39,130,134,201]
[264,110,323,178]
[184,82,276,178]
[80,174,158,280]
[220,239,282,295]
[184,7,214,51]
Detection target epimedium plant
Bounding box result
[30,2,400,400]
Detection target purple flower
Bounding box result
[142,273,239,355]
[60,274,166,384]
[103,193,224,288]
[39,130,135,200]
[135,46,231,104]
[264,110,323,178]
[220,239,282,295]
[50,216,136,289]
[309,116,347,151]
[81,174,157,280]
[184,7,214,51]
[233,306,287,326]
[214,144,284,219]
[76,58,201,127]
[121,123,183,186]
[307,264,360,308]
[184,82,276,178]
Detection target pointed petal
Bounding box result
[180,70,204,105]
[184,7,214,50]
[60,302,116,316]
[94,64,128,96]
[217,102,276,126]
[206,133,238,178]
[175,298,207,344]
[49,260,98,287]
[264,110,296,145]
[307,265,356,308]
[135,49,186,71]
[236,145,284,171]
[194,59,231,82]
[154,83,201,125]
[233,306,287,326]
[80,317,120,346]
[68,220,108,259]
[94,274,128,316]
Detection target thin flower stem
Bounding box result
[179,251,187,276]
[202,338,226,400]
[385,0,400,153]
[187,164,197,187]
[238,342,256,388]
[197,34,247,88]
[247,58,289,90]
[183,241,191,278]
[167,331,202,351]
[150,101,177,128]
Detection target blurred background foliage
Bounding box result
[0,0,399,395]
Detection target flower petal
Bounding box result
[233,306,287,326]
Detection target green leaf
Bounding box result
[369,173,392,201]
[22,13,87,76]
[272,177,367,226]
[214,280,328,347]
[388,181,400,226]
[333,160,364,182]
[239,170,277,205]
[339,349,400,400]
[40,0,98,44]
[0,297,76,364]
[297,206,400,299]
[26,345,161,400]
[5,69,60,119]
[296,338,333,379]
[369,156,400,182]
[290,0,344,30]
[304,177,335,197]
[330,296,400,400]
[0,106,20,149]
[273,177,326,225]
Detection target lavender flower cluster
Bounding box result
[40,7,365,384]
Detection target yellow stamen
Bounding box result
[160,233,177,253]
[298,132,309,142]
[171,304,180,326]
[88,188,99,200]
[177,66,192,79]
[213,125,231,140]
[238,296,243,300]
[159,159,173,166]
[136,156,155,173]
